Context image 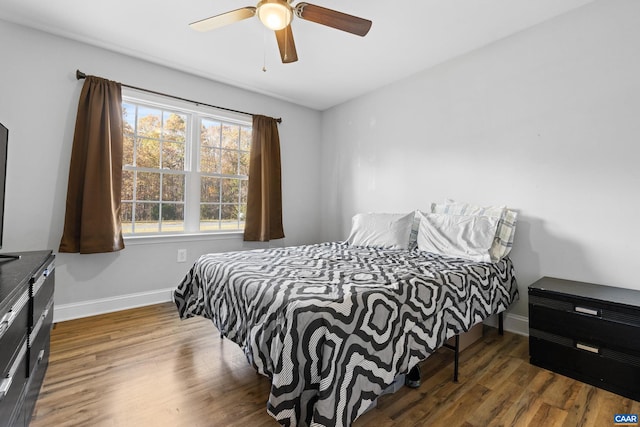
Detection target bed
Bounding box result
[174,234,518,426]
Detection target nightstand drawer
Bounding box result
[529,303,640,354]
[530,335,640,401]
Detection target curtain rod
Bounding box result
[75,70,281,124]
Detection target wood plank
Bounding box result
[30,303,640,427]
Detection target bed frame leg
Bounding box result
[498,312,504,335]
[453,334,459,383]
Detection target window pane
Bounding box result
[200,204,220,231]
[220,149,239,175]
[200,204,219,220]
[136,172,160,201]
[201,176,220,203]
[137,138,160,168]
[122,170,134,201]
[123,133,135,167]
[221,204,240,230]
[162,142,185,170]
[122,103,136,130]
[200,146,220,173]
[220,150,240,175]
[239,202,246,223]
[163,112,186,143]
[161,203,184,232]
[162,173,184,202]
[135,202,160,233]
[221,179,239,204]
[222,124,239,150]
[137,107,162,139]
[221,204,238,220]
[239,151,250,176]
[240,126,251,151]
[201,119,221,147]
[121,202,133,234]
[240,180,248,204]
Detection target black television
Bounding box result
[0,122,19,261]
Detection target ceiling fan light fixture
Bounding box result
[257,0,293,31]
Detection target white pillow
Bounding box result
[432,200,517,261]
[416,211,499,263]
[347,212,414,250]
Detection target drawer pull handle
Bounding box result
[0,376,13,401]
[43,261,55,277]
[0,311,17,340]
[575,306,600,316]
[576,342,600,354]
[37,349,45,363]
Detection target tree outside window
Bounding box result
[121,96,251,235]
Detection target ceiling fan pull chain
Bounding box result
[262,26,268,72]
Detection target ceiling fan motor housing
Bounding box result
[257,0,293,31]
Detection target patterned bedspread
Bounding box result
[174,242,518,427]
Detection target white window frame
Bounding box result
[121,88,252,241]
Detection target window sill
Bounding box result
[123,231,244,245]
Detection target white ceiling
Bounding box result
[0,0,595,110]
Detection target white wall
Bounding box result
[3,0,639,328]
[0,20,322,321]
[320,0,640,329]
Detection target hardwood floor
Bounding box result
[31,303,640,426]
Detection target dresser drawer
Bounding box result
[0,338,28,427]
[529,302,640,354]
[23,338,50,427]
[530,335,640,401]
[0,289,29,375]
[30,258,54,327]
[29,299,53,377]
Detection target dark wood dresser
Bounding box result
[529,276,640,401]
[0,251,54,427]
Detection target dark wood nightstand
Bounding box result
[529,276,640,401]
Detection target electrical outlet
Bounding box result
[177,249,187,263]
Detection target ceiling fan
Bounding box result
[190,0,372,64]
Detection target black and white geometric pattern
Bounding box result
[174,242,518,427]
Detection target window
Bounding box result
[121,91,251,236]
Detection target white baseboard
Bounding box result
[484,312,529,336]
[503,313,529,336]
[54,287,175,323]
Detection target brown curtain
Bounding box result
[243,115,285,241]
[59,76,125,253]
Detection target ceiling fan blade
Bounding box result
[275,25,298,63]
[189,7,256,32]
[295,3,372,37]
